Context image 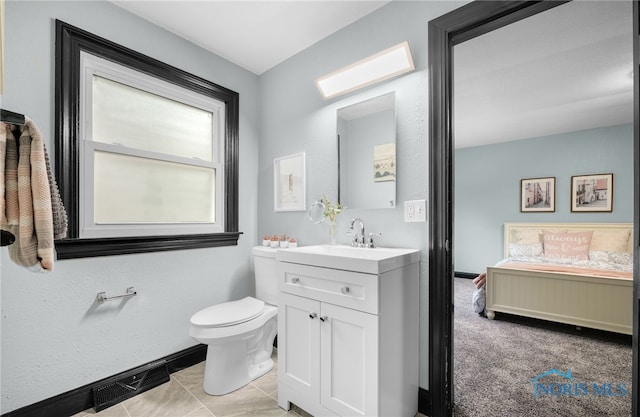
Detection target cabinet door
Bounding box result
[278,292,321,407]
[320,303,379,417]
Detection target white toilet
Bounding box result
[189,246,278,395]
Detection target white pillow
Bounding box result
[509,242,543,258]
[589,250,632,265]
[590,229,631,252]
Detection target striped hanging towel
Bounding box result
[1,119,68,272]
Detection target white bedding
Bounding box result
[500,254,633,275]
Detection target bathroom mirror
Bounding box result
[337,92,396,209]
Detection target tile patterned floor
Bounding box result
[72,350,295,417]
[72,349,427,417]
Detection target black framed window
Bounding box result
[55,20,240,259]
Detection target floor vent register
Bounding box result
[92,361,170,412]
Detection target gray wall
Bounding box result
[2,1,260,413]
[259,1,466,389]
[454,124,634,273]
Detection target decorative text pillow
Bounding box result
[542,230,593,260]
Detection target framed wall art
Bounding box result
[520,177,555,212]
[571,173,613,212]
[274,152,306,211]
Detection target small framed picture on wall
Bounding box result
[571,173,613,212]
[274,152,306,212]
[520,177,555,212]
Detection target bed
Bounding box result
[485,222,634,335]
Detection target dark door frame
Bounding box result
[427,1,638,416]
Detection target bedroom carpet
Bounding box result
[453,277,632,417]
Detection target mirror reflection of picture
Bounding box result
[373,143,395,182]
[274,152,306,212]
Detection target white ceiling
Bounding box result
[454,0,633,148]
[112,1,389,75]
[112,0,633,149]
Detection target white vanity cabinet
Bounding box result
[276,253,419,417]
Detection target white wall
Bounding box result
[258,1,467,389]
[1,1,260,413]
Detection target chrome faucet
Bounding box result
[350,218,366,247]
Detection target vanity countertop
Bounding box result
[276,244,419,274]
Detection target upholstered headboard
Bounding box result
[503,222,633,258]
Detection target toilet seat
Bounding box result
[190,304,277,341]
[191,297,265,328]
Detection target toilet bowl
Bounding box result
[189,247,278,395]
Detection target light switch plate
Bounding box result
[404,199,426,222]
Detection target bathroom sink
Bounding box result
[276,244,420,274]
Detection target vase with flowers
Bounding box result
[321,194,345,245]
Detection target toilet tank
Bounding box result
[252,246,278,305]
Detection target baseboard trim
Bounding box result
[1,344,207,417]
[5,344,427,417]
[419,387,430,415]
[454,271,480,279]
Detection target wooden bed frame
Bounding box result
[485,222,633,335]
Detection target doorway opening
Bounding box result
[427,1,638,416]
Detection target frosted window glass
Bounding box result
[92,76,214,161]
[94,151,215,223]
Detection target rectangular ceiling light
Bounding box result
[316,41,414,99]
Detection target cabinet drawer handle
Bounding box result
[309,312,317,319]
[320,315,328,322]
[291,277,300,284]
[341,286,350,294]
